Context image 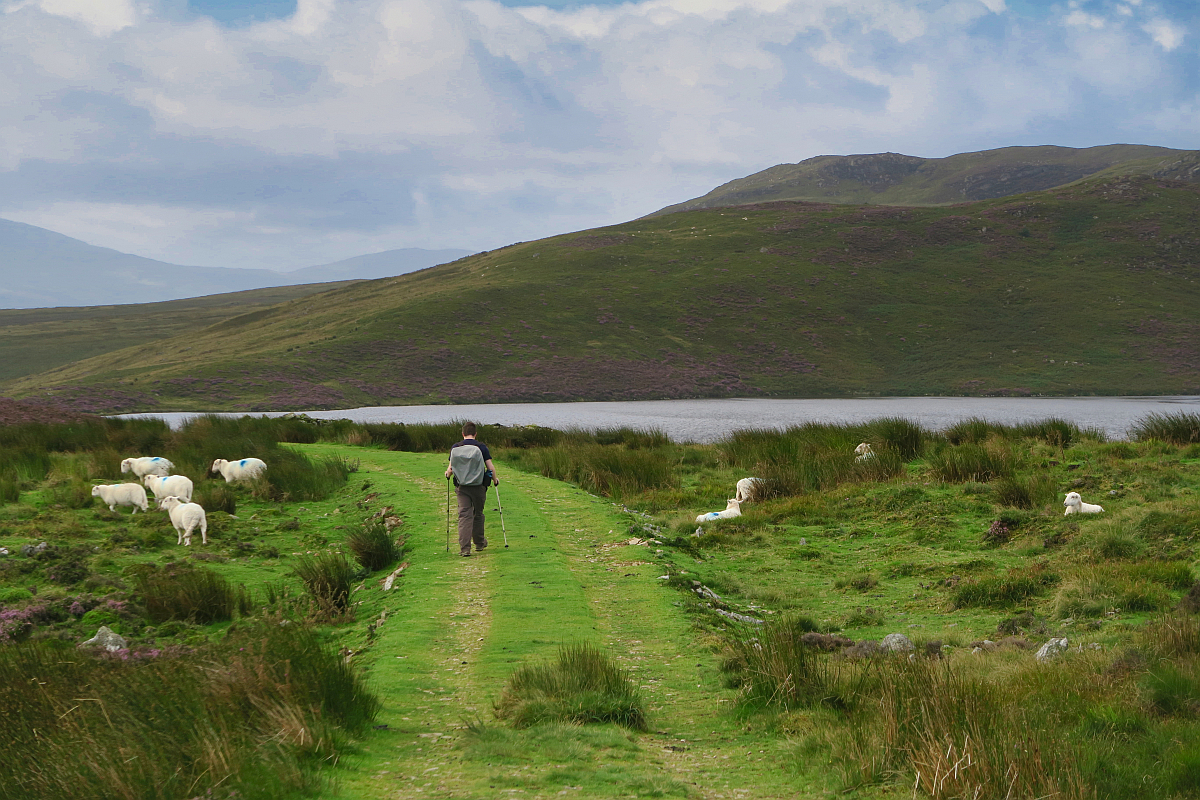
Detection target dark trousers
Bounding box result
[456,483,488,555]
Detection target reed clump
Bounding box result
[494,642,647,730]
[347,518,401,572]
[0,623,378,800]
[293,552,355,615]
[1129,411,1200,445]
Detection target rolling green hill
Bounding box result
[0,281,360,385]
[5,174,1199,412]
[651,144,1196,214]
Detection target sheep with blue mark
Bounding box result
[143,473,194,503]
[120,456,174,478]
[211,457,267,483]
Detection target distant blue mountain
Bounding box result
[0,217,472,309]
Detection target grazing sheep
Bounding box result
[120,456,174,478]
[91,483,149,514]
[211,457,267,483]
[1063,491,1104,515]
[696,498,742,524]
[735,477,764,503]
[158,496,208,545]
[143,474,194,503]
[854,443,875,462]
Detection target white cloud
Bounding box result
[1144,17,1184,51]
[0,0,1195,269]
[4,0,137,35]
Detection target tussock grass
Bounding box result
[1130,411,1200,445]
[255,452,355,502]
[194,481,237,514]
[993,471,1058,508]
[1051,562,1185,618]
[134,562,241,624]
[0,622,378,800]
[0,473,17,504]
[834,657,1090,799]
[951,565,1060,609]
[293,552,355,615]
[518,443,677,498]
[719,424,906,498]
[927,440,1015,483]
[722,615,848,710]
[50,478,94,509]
[346,518,401,572]
[495,642,647,730]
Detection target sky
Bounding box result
[0,0,1197,270]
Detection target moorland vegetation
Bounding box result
[1,411,1199,798]
[3,172,1199,412]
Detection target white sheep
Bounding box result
[854,442,875,462]
[91,483,149,514]
[696,498,742,524]
[158,496,208,545]
[1063,491,1104,515]
[120,456,174,478]
[143,474,194,503]
[211,457,267,483]
[735,477,764,504]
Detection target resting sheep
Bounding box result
[854,443,875,462]
[1063,491,1104,515]
[120,456,173,478]
[143,474,194,503]
[158,496,208,545]
[735,477,764,503]
[211,457,267,483]
[91,483,148,514]
[696,498,742,524]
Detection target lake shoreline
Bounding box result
[115,395,1200,442]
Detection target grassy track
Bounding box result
[306,444,821,799]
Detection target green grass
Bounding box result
[1131,411,1200,444]
[0,622,377,800]
[0,281,359,385]
[494,642,648,730]
[6,174,1200,411]
[346,518,401,572]
[2,415,1200,799]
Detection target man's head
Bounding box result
[462,421,478,438]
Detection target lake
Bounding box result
[118,396,1200,443]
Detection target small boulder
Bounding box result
[880,633,915,653]
[20,542,48,557]
[80,626,126,653]
[1035,637,1069,662]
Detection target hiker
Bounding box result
[445,422,499,557]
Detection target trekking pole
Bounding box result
[494,480,508,548]
[445,477,451,553]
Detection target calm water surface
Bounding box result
[120,396,1200,443]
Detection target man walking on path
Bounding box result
[445,422,499,557]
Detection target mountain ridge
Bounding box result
[651,144,1194,215]
[6,172,1198,413]
[0,217,471,309]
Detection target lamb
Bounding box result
[854,443,875,462]
[91,483,149,514]
[696,498,742,524]
[1063,491,1104,515]
[211,457,267,483]
[158,496,208,545]
[735,477,764,503]
[120,456,174,478]
[143,474,194,503]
